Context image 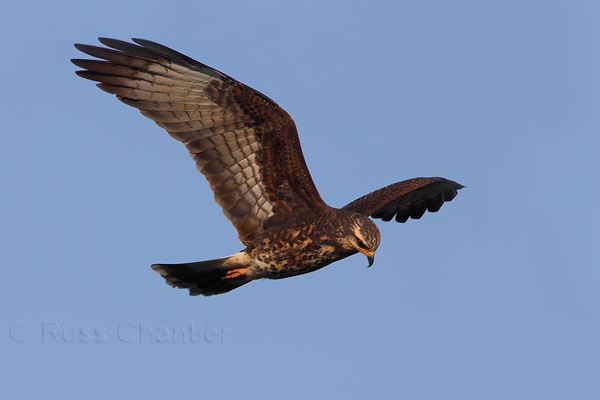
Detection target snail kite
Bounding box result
[72,38,464,296]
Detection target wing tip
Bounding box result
[453,181,466,190]
[364,177,465,223]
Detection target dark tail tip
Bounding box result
[151,260,251,296]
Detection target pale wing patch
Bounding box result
[73,41,276,243]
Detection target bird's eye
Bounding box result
[356,238,367,249]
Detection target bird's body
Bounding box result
[246,208,377,279]
[73,38,463,296]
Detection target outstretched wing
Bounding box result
[342,177,464,222]
[72,38,326,245]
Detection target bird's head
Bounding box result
[342,213,381,267]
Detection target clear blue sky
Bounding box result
[1,1,598,399]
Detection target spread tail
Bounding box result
[151,252,252,296]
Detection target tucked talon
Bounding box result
[225,267,250,279]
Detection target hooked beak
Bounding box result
[362,251,375,268]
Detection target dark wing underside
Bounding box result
[342,177,464,222]
[72,38,326,245]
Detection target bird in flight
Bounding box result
[72,38,464,296]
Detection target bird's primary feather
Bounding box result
[343,177,464,222]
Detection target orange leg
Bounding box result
[225,267,250,279]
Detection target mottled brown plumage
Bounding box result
[72,38,464,296]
